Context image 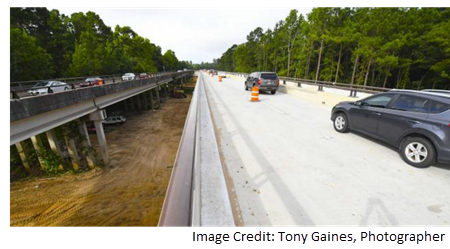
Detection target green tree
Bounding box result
[68,30,108,76]
[163,50,179,71]
[10,28,53,81]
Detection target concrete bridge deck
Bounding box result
[203,72,450,226]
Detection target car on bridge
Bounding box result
[122,73,135,81]
[139,73,148,79]
[80,77,104,87]
[103,116,127,125]
[331,90,450,168]
[218,72,227,78]
[28,81,69,95]
[245,72,280,94]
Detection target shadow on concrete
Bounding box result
[360,197,399,226]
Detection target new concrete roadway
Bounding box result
[201,72,450,226]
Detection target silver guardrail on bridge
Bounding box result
[225,71,392,97]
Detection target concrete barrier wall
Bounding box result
[279,81,372,107]
[11,76,177,122]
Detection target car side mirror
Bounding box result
[358,101,369,107]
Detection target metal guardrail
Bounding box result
[10,74,122,91]
[10,71,193,99]
[225,71,392,97]
[279,77,391,95]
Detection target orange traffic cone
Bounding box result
[218,76,222,82]
[251,86,259,102]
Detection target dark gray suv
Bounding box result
[331,90,450,168]
[245,72,279,94]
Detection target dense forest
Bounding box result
[215,8,450,90]
[10,8,193,82]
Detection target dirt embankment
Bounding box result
[10,96,191,226]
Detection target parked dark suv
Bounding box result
[331,90,450,168]
[245,72,279,94]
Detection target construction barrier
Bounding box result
[251,86,259,102]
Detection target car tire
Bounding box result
[64,87,69,91]
[245,83,249,91]
[333,112,349,133]
[271,91,276,95]
[400,136,435,168]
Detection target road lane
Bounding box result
[202,72,450,226]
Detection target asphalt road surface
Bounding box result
[202,72,450,226]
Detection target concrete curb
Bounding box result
[193,73,235,226]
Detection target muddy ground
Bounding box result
[10,96,191,226]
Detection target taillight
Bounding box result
[257,79,261,86]
[277,79,280,85]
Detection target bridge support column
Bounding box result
[141,93,148,111]
[135,95,142,111]
[129,97,135,111]
[148,90,154,110]
[63,127,81,171]
[78,120,96,169]
[30,134,46,170]
[15,141,31,173]
[154,87,161,109]
[90,110,109,165]
[162,85,168,98]
[123,99,129,112]
[46,129,64,159]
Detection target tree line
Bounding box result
[10,8,193,82]
[215,8,450,90]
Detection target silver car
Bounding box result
[245,72,280,94]
[103,116,127,125]
[122,73,135,81]
[28,81,69,95]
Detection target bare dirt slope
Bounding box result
[10,97,190,226]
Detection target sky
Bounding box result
[54,8,312,64]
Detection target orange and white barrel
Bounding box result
[251,86,259,102]
[218,76,222,82]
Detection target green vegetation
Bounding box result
[215,8,450,90]
[37,149,67,175]
[10,8,193,81]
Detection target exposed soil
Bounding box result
[10,96,191,226]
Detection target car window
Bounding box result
[391,95,429,113]
[429,100,450,114]
[35,82,48,87]
[261,74,277,80]
[362,94,395,108]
